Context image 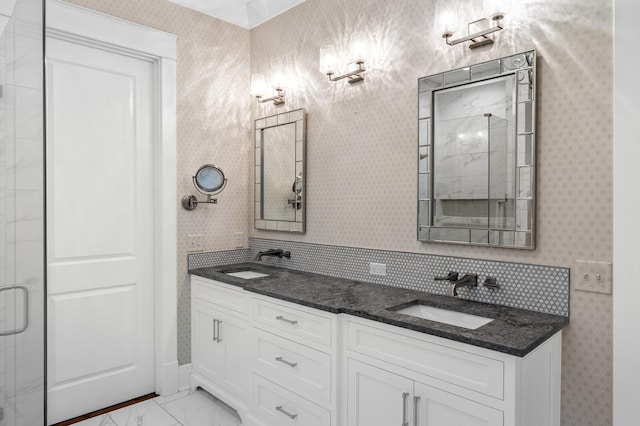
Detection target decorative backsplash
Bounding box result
[188,249,251,269]
[190,238,569,317]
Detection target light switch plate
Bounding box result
[187,233,204,253]
[234,231,244,248]
[572,260,612,294]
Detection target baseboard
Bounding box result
[178,363,192,392]
[157,360,179,396]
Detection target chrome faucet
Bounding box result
[446,274,478,297]
[255,248,291,261]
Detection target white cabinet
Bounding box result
[190,277,251,416]
[347,358,414,426]
[346,358,503,426]
[189,275,562,426]
[414,381,503,426]
[344,315,561,426]
[248,296,338,426]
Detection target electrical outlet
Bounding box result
[234,231,244,248]
[369,262,387,276]
[187,233,204,253]
[573,259,612,294]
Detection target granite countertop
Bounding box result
[190,262,569,357]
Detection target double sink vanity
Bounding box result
[190,48,564,426]
[189,261,568,426]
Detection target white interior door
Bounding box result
[46,34,156,424]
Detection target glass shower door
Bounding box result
[0,0,45,425]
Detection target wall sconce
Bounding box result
[319,32,368,84]
[251,72,285,105]
[436,0,511,49]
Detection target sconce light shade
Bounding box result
[349,31,369,63]
[251,72,267,97]
[483,0,511,20]
[434,2,460,37]
[438,0,510,49]
[319,32,368,84]
[319,45,337,75]
[271,72,285,90]
[251,72,285,105]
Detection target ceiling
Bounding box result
[168,0,306,29]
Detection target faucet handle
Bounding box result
[483,276,499,289]
[434,271,459,281]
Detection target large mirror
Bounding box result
[254,108,306,232]
[418,51,536,249]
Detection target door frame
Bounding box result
[45,0,179,397]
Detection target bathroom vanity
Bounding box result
[189,263,567,426]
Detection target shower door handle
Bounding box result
[0,285,29,336]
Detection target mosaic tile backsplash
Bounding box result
[190,238,569,317]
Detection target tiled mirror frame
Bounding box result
[254,108,306,233]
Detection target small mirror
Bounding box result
[181,164,227,211]
[194,164,226,194]
[254,109,305,233]
[418,51,536,249]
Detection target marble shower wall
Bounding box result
[64,0,253,371]
[249,0,613,425]
[0,0,46,424]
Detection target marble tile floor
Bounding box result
[73,389,242,426]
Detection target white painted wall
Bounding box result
[613,1,640,424]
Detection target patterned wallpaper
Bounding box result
[249,0,613,425]
[61,0,613,425]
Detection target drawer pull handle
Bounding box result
[275,405,298,419]
[413,396,420,426]
[275,356,298,368]
[212,319,223,343]
[275,315,298,325]
[402,392,409,426]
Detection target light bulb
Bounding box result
[483,0,511,20]
[250,73,266,97]
[435,2,460,37]
[319,45,337,74]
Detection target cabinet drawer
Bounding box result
[253,374,331,426]
[253,297,333,347]
[192,276,249,315]
[254,329,332,405]
[347,319,504,400]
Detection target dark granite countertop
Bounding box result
[190,262,569,357]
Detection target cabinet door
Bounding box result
[347,359,414,426]
[414,381,503,426]
[192,301,251,401]
[218,307,251,400]
[192,301,225,382]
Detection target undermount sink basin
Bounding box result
[225,271,269,279]
[392,304,493,330]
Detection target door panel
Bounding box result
[46,35,155,424]
[414,381,503,426]
[193,302,225,381]
[347,358,414,426]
